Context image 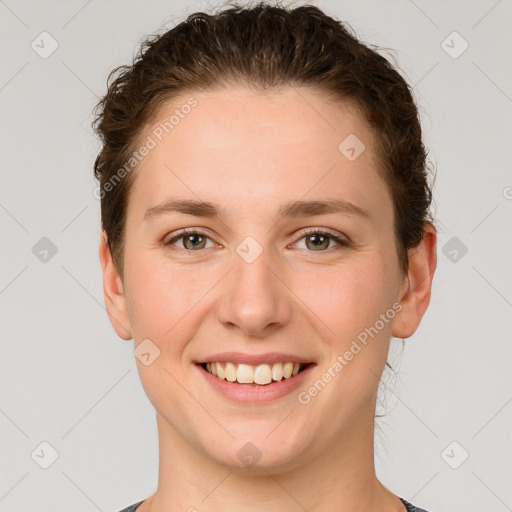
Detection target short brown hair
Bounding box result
[92,1,436,278]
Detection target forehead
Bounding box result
[128,85,391,225]
[144,85,374,159]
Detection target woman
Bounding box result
[93,2,437,511]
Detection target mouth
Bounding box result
[198,361,314,386]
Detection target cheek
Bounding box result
[124,253,219,353]
[123,255,190,338]
[302,265,393,411]
[297,260,390,340]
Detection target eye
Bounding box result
[164,229,216,251]
[292,228,351,252]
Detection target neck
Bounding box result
[140,406,403,512]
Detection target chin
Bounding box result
[203,428,310,474]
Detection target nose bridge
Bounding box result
[217,239,290,337]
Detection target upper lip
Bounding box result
[196,352,315,366]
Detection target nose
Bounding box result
[216,247,292,338]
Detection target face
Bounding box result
[101,84,420,473]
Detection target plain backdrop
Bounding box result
[1,1,511,511]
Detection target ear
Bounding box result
[98,231,132,340]
[392,222,437,339]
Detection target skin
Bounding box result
[99,84,437,512]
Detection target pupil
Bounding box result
[186,234,203,249]
[308,234,328,250]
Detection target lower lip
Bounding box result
[196,364,315,403]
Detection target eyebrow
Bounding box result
[143,197,371,222]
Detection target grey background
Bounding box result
[1,0,511,511]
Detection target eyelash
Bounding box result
[163,228,352,253]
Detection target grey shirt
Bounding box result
[117,496,432,511]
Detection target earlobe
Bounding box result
[392,223,437,339]
[98,231,133,340]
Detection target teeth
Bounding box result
[216,362,225,380]
[203,361,306,385]
[236,364,254,383]
[225,362,237,382]
[283,362,293,378]
[254,364,272,385]
[272,362,283,381]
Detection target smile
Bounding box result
[201,361,308,385]
[195,350,316,402]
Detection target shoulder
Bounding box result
[116,500,145,512]
[400,496,433,512]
